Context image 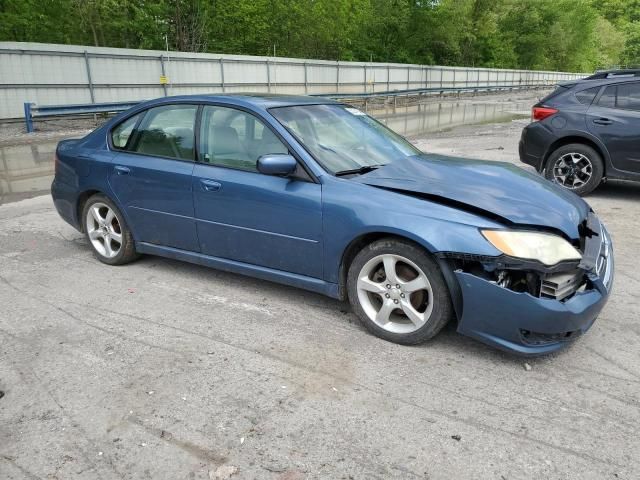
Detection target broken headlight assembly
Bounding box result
[481,229,582,266]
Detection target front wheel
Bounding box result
[544,144,603,196]
[347,238,454,345]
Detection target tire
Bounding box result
[346,238,454,345]
[544,143,603,196]
[82,194,138,265]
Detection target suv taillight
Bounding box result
[532,106,558,122]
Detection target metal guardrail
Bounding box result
[311,83,550,98]
[23,101,140,132]
[23,83,550,133]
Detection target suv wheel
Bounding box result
[544,143,603,196]
[82,194,138,265]
[347,238,454,345]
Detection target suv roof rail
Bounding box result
[584,69,640,80]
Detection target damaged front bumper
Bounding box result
[446,222,614,356]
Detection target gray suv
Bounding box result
[519,70,640,195]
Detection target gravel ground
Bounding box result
[1,111,640,479]
[0,118,97,147]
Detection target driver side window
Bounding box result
[199,106,288,172]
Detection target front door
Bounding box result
[587,82,640,173]
[108,104,200,251]
[192,105,323,278]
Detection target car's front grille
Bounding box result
[540,270,585,301]
[597,226,613,290]
[579,212,613,291]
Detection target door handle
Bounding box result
[200,179,222,192]
[114,165,131,175]
[593,118,613,126]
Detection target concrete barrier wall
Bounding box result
[0,42,585,119]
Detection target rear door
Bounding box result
[192,105,323,278]
[109,104,200,251]
[587,82,640,173]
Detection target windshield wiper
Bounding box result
[334,164,385,177]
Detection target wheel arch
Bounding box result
[543,135,609,175]
[76,189,103,232]
[337,231,463,321]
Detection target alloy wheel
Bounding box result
[552,152,593,189]
[356,253,434,334]
[86,202,123,259]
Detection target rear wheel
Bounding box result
[544,143,603,196]
[82,194,138,265]
[347,238,454,345]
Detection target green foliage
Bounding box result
[0,0,632,71]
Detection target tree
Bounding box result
[0,0,629,71]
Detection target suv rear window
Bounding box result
[575,87,600,105]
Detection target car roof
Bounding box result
[138,93,342,110]
[584,69,640,80]
[553,78,638,92]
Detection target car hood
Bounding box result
[352,155,590,239]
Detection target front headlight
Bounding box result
[481,229,582,266]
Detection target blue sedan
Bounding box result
[51,94,613,355]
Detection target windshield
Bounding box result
[270,104,421,174]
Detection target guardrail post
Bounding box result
[304,62,308,94]
[24,102,34,133]
[267,59,271,93]
[387,65,390,92]
[84,51,96,103]
[406,66,410,90]
[159,55,168,96]
[336,61,340,94]
[219,58,225,93]
[363,64,367,93]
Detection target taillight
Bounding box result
[532,106,558,122]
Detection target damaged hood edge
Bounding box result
[352,155,591,240]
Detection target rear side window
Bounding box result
[598,86,616,108]
[597,83,640,111]
[615,83,640,110]
[575,87,600,105]
[111,113,141,149]
[130,105,198,160]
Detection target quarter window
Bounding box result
[575,87,600,105]
[199,106,288,172]
[131,105,197,160]
[111,113,141,149]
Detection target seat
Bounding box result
[207,125,254,169]
[136,128,181,158]
[169,127,194,150]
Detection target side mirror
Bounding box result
[257,154,297,176]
